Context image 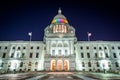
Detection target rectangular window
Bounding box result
[94,47,96,50]
[86,46,89,50]
[81,53,84,58]
[11,53,14,58]
[118,46,120,50]
[18,47,20,50]
[5,46,7,50]
[80,46,83,49]
[0,63,4,67]
[37,46,39,49]
[21,53,25,58]
[23,47,26,49]
[36,53,39,58]
[87,53,90,58]
[2,53,6,58]
[65,50,68,56]
[112,46,114,49]
[29,53,33,58]
[105,53,109,58]
[95,53,98,58]
[31,46,33,49]
[52,50,55,56]
[113,53,117,58]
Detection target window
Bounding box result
[112,46,114,49]
[64,43,68,47]
[58,50,61,55]
[31,46,33,49]
[36,53,39,58]
[12,47,15,49]
[2,53,6,58]
[88,62,91,67]
[94,47,96,50]
[52,50,55,56]
[35,62,38,67]
[96,62,99,67]
[86,46,89,50]
[18,47,20,50]
[58,43,62,47]
[113,53,117,58]
[29,53,33,58]
[23,47,26,49]
[80,46,83,49]
[87,53,90,58]
[82,62,85,67]
[8,62,11,67]
[21,53,25,58]
[37,46,39,49]
[81,53,84,58]
[28,62,31,66]
[11,53,14,58]
[20,62,23,67]
[115,62,119,67]
[108,62,111,67]
[5,46,7,49]
[99,47,102,50]
[118,46,120,50]
[95,53,98,58]
[105,53,109,58]
[17,52,19,58]
[104,47,107,50]
[0,63,4,67]
[65,50,68,56]
[53,25,67,33]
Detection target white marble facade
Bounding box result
[0,9,120,72]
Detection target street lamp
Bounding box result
[28,32,32,42]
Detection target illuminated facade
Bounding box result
[0,9,120,72]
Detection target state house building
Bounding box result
[0,9,120,72]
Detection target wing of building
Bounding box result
[0,9,120,72]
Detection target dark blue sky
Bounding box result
[0,0,120,41]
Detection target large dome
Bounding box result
[51,8,68,24]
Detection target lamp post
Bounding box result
[87,32,92,41]
[28,32,32,42]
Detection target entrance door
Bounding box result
[51,60,56,71]
[57,60,63,71]
[64,60,69,71]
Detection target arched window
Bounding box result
[58,43,62,47]
[52,43,56,47]
[64,43,68,47]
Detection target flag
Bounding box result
[88,32,92,37]
[28,32,32,36]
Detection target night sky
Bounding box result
[0,0,120,41]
